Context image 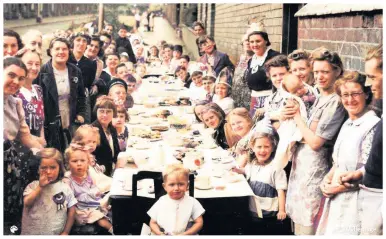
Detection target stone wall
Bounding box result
[298,11,383,72]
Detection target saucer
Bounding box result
[194,183,213,190]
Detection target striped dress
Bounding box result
[246,161,288,218]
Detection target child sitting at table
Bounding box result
[71,125,112,193]
[21,148,77,235]
[63,145,114,234]
[147,164,205,235]
[202,75,216,102]
[188,71,207,103]
[112,106,130,152]
[232,122,288,234]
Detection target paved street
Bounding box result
[139,17,193,60]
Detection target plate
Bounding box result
[194,184,213,190]
[133,144,151,150]
[221,158,234,164]
[149,138,162,142]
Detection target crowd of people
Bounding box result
[2,12,383,236]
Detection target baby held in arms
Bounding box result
[274,74,308,170]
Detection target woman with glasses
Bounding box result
[245,22,280,117]
[232,33,254,109]
[282,47,346,235]
[34,37,87,152]
[316,71,379,235]
[91,96,120,176]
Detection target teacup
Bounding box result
[195,175,211,188]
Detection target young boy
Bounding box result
[115,24,136,63]
[188,71,207,103]
[147,164,205,235]
[108,79,132,109]
[170,45,183,72]
[202,75,216,102]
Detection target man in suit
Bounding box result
[198,35,235,77]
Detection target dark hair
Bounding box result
[248,31,271,47]
[193,100,210,122]
[115,63,127,72]
[100,31,112,40]
[264,54,290,75]
[47,37,71,57]
[180,55,190,62]
[202,75,216,82]
[4,57,28,75]
[90,35,104,58]
[191,71,203,78]
[197,35,215,46]
[116,106,130,122]
[4,28,24,50]
[93,96,117,117]
[70,32,91,49]
[175,66,186,74]
[334,71,372,105]
[127,74,137,83]
[103,53,119,64]
[192,21,205,30]
[119,24,129,31]
[149,45,159,57]
[311,47,344,77]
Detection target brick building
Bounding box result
[296,4,383,72]
[164,3,383,73]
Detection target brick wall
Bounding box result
[213,4,283,64]
[298,11,383,73]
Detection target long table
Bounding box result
[109,79,262,235]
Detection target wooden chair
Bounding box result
[131,171,195,235]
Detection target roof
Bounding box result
[295,4,383,17]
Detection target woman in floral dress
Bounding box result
[282,47,346,235]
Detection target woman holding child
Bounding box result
[283,47,347,235]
